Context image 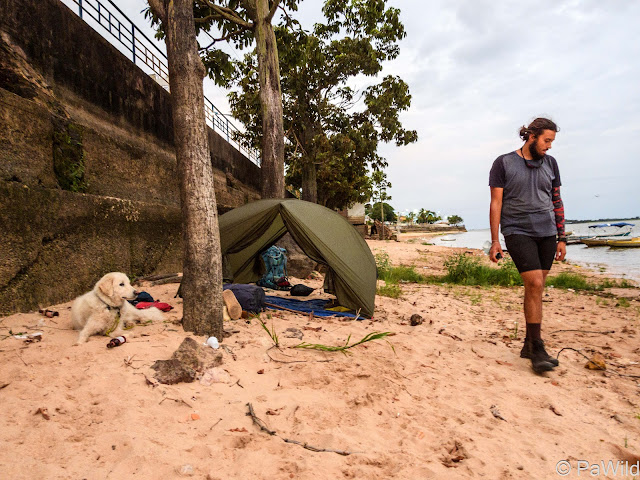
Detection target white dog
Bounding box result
[71,272,164,344]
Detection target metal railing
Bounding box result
[63,0,260,165]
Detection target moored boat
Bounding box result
[581,238,612,247]
[607,237,640,248]
[567,222,635,245]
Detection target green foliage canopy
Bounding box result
[447,214,463,225]
[227,0,417,209]
[366,202,396,222]
[417,208,441,224]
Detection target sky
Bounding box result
[66,0,640,229]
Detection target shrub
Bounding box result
[374,251,392,277]
[441,253,522,287]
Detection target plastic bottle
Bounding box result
[107,336,126,348]
[205,336,219,349]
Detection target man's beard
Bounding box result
[530,139,546,160]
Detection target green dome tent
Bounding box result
[219,199,376,318]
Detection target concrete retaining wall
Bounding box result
[0,0,262,314]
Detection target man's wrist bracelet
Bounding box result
[491,240,500,244]
[557,236,567,243]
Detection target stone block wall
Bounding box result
[0,0,261,314]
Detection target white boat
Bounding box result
[567,222,635,245]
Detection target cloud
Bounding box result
[378,0,640,228]
[106,0,640,228]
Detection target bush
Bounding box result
[442,253,522,287]
[374,251,392,277]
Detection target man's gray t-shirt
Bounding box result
[489,151,561,237]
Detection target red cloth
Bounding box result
[135,301,173,312]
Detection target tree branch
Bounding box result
[266,0,281,22]
[278,4,297,27]
[201,0,253,29]
[147,0,166,24]
[284,127,306,157]
[200,28,246,50]
[194,13,223,24]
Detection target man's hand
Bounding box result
[555,242,566,261]
[489,242,504,263]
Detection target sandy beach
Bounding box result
[1,239,639,479]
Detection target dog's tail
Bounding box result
[136,307,165,322]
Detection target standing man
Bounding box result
[489,118,567,373]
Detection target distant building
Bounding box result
[338,203,367,237]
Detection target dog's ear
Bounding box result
[97,275,114,299]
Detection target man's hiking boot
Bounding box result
[521,338,556,373]
[520,337,559,366]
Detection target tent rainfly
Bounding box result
[219,199,377,318]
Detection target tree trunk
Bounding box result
[299,119,319,203]
[253,0,285,198]
[301,161,317,203]
[380,201,385,240]
[161,0,223,338]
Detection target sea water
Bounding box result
[426,219,640,283]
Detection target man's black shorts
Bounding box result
[504,235,557,273]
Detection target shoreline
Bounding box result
[1,239,639,478]
[403,228,640,285]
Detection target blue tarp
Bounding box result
[589,222,635,228]
[264,296,358,318]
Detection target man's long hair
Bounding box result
[519,118,559,141]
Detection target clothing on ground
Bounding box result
[264,296,358,318]
[223,283,265,313]
[129,291,154,305]
[135,301,173,312]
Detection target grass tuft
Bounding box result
[616,298,630,308]
[440,253,521,287]
[259,316,279,347]
[435,253,634,292]
[382,265,425,283]
[545,272,592,290]
[293,331,395,356]
[377,283,403,299]
[375,251,425,283]
[374,250,426,299]
[546,273,633,291]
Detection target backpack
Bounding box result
[257,245,291,290]
[223,284,265,313]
